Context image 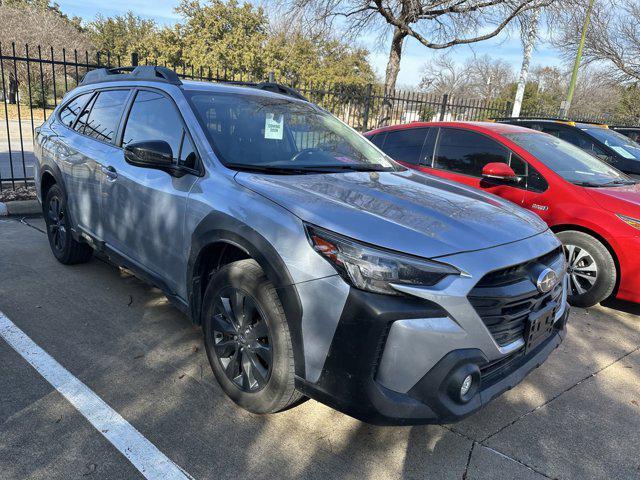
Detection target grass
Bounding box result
[0,103,55,122]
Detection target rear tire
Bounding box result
[202,259,301,414]
[43,184,93,265]
[557,230,616,308]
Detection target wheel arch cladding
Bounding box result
[188,212,305,377]
[40,164,65,202]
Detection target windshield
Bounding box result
[583,127,640,160]
[504,132,636,187]
[186,91,399,174]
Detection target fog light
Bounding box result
[460,375,473,397]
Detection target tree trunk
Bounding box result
[8,77,18,105]
[512,11,539,117]
[378,26,407,127]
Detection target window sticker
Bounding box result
[610,146,636,159]
[264,113,284,140]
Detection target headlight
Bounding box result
[617,214,640,231]
[305,224,459,295]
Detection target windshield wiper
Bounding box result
[572,181,603,187]
[598,179,637,186]
[226,164,317,175]
[573,179,637,187]
[227,163,393,174]
[294,164,394,172]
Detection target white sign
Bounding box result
[610,146,636,159]
[264,113,284,140]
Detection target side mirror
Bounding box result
[482,162,518,182]
[124,141,174,169]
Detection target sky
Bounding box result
[55,0,566,87]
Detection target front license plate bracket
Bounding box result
[525,302,556,353]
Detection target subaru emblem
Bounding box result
[536,268,558,293]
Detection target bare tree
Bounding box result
[0,2,91,104]
[419,55,472,96]
[420,54,514,98]
[275,0,556,124]
[555,0,640,82]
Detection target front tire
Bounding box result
[43,185,93,265]
[557,230,616,308]
[202,259,301,414]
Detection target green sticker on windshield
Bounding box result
[264,113,284,140]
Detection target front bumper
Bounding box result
[296,288,568,425]
[295,232,568,425]
[613,235,640,304]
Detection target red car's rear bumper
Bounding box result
[614,235,640,303]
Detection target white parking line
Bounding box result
[0,311,195,480]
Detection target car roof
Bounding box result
[81,78,308,103]
[181,79,305,100]
[497,118,610,129]
[365,121,536,136]
[75,66,310,103]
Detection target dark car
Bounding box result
[496,118,640,178]
[611,126,640,143]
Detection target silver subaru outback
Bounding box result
[34,66,569,425]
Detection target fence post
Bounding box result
[131,52,139,67]
[268,71,275,83]
[362,83,373,132]
[439,94,448,121]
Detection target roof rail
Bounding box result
[253,82,308,101]
[207,79,308,101]
[79,66,183,87]
[79,65,309,101]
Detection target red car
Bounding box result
[365,121,640,307]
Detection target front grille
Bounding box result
[469,248,564,347]
[480,333,556,388]
[480,349,525,386]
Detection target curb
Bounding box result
[0,199,41,216]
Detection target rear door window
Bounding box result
[434,128,510,176]
[382,128,430,165]
[73,94,97,134]
[82,90,130,143]
[59,93,92,128]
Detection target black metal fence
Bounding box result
[519,107,639,126]
[0,42,514,191]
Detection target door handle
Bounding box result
[101,165,118,180]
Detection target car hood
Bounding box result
[586,182,640,213]
[235,169,548,259]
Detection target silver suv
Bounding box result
[34,66,569,425]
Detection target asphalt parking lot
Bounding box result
[1,216,639,480]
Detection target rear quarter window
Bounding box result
[59,93,92,128]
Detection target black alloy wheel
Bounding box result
[47,194,67,254]
[211,287,272,392]
[43,184,93,265]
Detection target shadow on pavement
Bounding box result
[0,217,639,479]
